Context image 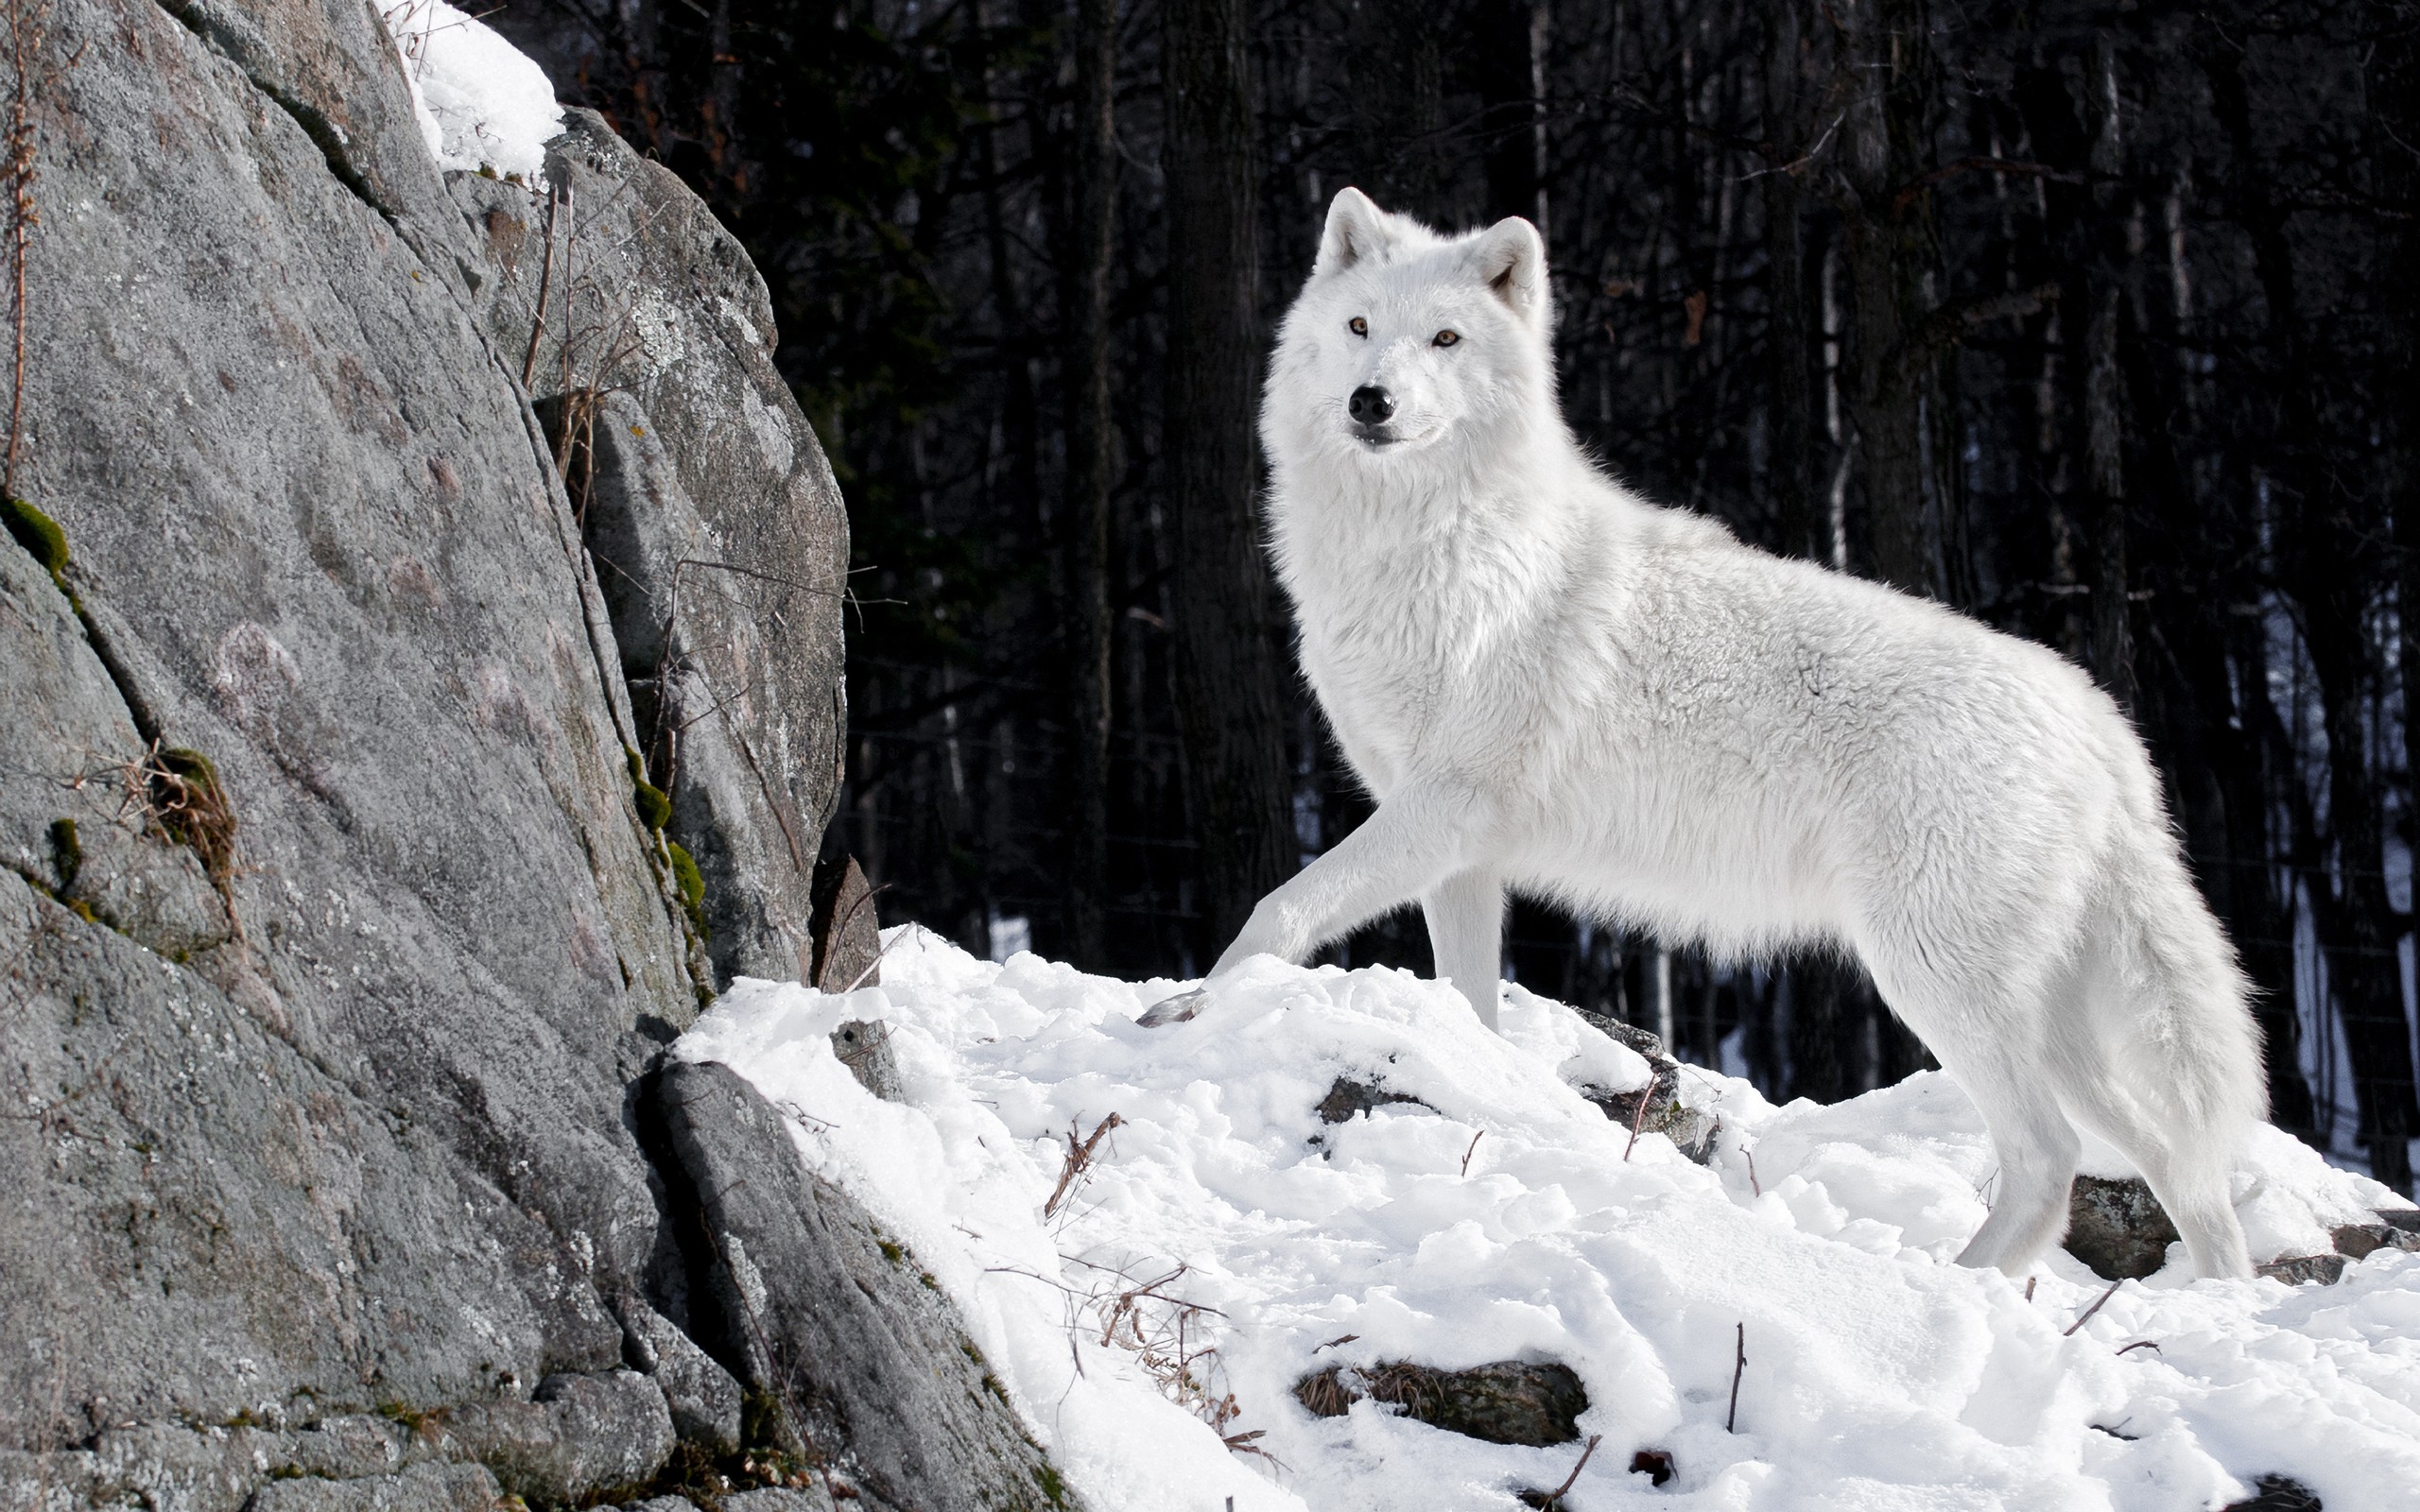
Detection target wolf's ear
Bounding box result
[1473,216,1547,323]
[1315,187,1394,278]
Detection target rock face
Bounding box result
[453,112,848,990]
[648,1063,1078,1511]
[1,3,1071,1507]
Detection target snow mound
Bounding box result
[378,1,562,184]
[674,930,2420,1512]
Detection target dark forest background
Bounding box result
[491,0,2420,1194]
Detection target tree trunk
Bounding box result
[1061,0,1118,971]
[1788,954,1847,1104]
[2377,0,2420,1188]
[2198,611,2318,1138]
[1764,0,1848,1097]
[1346,0,1444,216]
[1476,1,1549,230]
[2082,33,2136,710]
[2303,601,2415,1195]
[2205,23,2417,1194]
[1163,0,1293,959]
[1835,0,1950,600]
[1763,2,1823,564]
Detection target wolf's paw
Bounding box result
[1136,988,1211,1028]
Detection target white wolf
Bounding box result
[1178,187,2267,1280]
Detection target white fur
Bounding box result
[1211,187,2267,1280]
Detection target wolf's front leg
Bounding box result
[1210,783,1488,976]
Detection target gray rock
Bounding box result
[150,0,475,259]
[2219,1473,2324,1511]
[3,2,869,1506]
[451,113,849,993]
[1580,1011,1672,1064]
[2256,1253,2349,1286]
[809,855,884,992]
[0,2,1067,1508]
[84,1420,292,1512]
[13,0,700,1442]
[1314,1075,1430,1124]
[246,1462,504,1512]
[0,528,232,964]
[1293,1359,1590,1447]
[2064,1175,2181,1280]
[1574,1010,1718,1162]
[0,868,599,1442]
[279,1418,419,1482]
[813,861,902,1100]
[829,1020,905,1104]
[646,1062,1082,1511]
[2335,1206,2420,1262]
[722,1489,838,1512]
[439,1369,675,1507]
[614,1294,744,1453]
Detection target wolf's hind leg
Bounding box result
[1423,869,1504,1031]
[1947,1055,2083,1276]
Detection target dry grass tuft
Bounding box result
[1073,1257,1264,1459]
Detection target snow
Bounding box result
[673,930,2420,1512]
[378,2,562,184]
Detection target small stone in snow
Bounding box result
[1294,1359,1589,1447]
[2220,1473,2324,1511]
[2256,1253,2348,1286]
[1315,1075,1429,1124]
[2064,1175,2178,1280]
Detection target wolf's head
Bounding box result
[1265,188,1554,472]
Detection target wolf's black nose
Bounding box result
[1349,386,1395,425]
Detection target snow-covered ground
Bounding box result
[379,1,562,183]
[674,930,2420,1512]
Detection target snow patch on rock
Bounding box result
[379,1,562,184]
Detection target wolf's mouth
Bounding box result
[1351,423,1426,450]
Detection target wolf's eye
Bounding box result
[1349,317,1368,336]
[1434,330,1461,348]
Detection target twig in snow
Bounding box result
[1043,1112,1124,1219]
[1622,1077,1653,1161]
[771,1097,834,1134]
[1726,1322,1746,1432]
[1461,1128,1485,1177]
[2024,1277,2037,1302]
[2065,1280,2122,1336]
[1745,1147,1761,1196]
[2115,1339,2162,1357]
[1542,1434,1602,1505]
[1313,1333,1359,1352]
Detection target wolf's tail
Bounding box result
[2098,833,2269,1141]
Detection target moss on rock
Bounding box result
[625,747,672,831]
[666,840,707,940]
[4,494,68,592]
